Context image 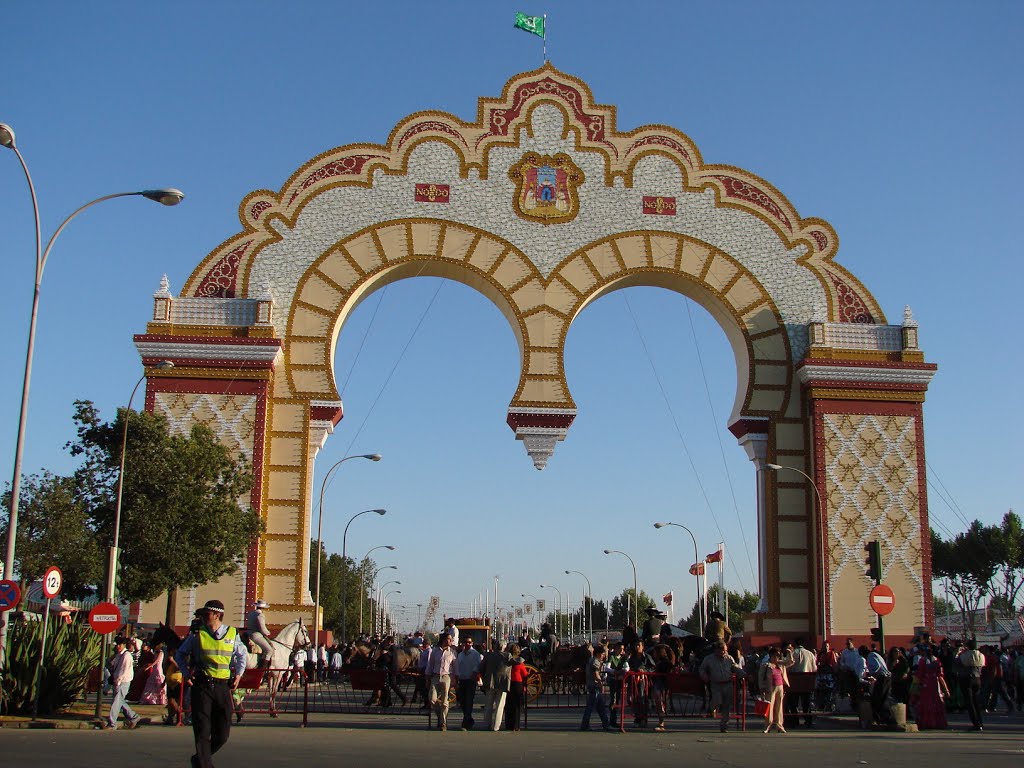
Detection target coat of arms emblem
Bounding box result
[508,152,584,224]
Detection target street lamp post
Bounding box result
[565,569,593,643]
[0,123,185,663]
[521,593,539,633]
[338,505,386,641]
[377,580,400,635]
[362,565,396,635]
[382,589,401,635]
[107,361,175,603]
[604,549,639,629]
[539,584,563,639]
[766,463,829,642]
[314,454,381,646]
[653,522,703,632]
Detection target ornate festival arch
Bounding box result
[133,65,935,646]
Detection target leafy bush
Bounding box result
[1,619,101,715]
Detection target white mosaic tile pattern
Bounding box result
[251,104,823,360]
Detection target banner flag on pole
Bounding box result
[705,550,723,563]
[689,562,706,576]
[662,592,673,606]
[514,12,546,38]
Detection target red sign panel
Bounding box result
[415,183,450,203]
[42,566,63,599]
[88,601,123,634]
[642,196,677,215]
[869,584,895,616]
[0,579,21,611]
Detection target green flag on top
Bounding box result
[514,12,545,39]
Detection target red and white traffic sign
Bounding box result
[88,601,122,634]
[0,579,21,611]
[42,566,63,599]
[869,584,895,616]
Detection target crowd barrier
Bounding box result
[617,671,747,732]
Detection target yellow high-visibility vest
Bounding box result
[197,626,237,680]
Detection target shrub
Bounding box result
[1,619,101,715]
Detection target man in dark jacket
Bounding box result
[480,639,512,731]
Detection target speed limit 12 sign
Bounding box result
[42,566,63,599]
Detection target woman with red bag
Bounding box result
[758,649,790,733]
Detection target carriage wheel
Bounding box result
[525,665,544,703]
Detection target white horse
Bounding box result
[246,620,311,717]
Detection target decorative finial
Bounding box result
[154,274,172,298]
[903,304,917,327]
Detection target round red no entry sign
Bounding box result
[88,601,122,634]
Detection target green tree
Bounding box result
[67,400,261,620]
[609,587,655,630]
[931,523,1000,633]
[992,510,1024,613]
[678,586,759,634]
[308,543,381,639]
[1,471,103,599]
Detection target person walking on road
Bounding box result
[175,599,248,768]
[104,635,141,730]
[699,640,744,733]
[427,634,459,731]
[958,639,986,731]
[580,644,614,732]
[455,636,483,729]
[481,639,512,731]
[759,649,789,733]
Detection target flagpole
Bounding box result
[718,542,726,616]
[543,14,547,63]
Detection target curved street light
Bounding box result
[0,123,184,664]
[653,522,704,631]
[381,590,402,636]
[604,549,639,629]
[565,569,593,643]
[362,564,397,635]
[766,463,828,641]
[314,453,382,645]
[377,581,401,635]
[337,504,386,641]
[539,584,564,638]
[521,593,539,633]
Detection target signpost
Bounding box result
[32,566,63,718]
[869,584,895,616]
[88,601,122,635]
[0,579,21,612]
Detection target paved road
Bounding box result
[4,711,1023,768]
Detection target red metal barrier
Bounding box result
[175,668,309,725]
[617,671,746,732]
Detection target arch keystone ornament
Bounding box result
[132,65,936,647]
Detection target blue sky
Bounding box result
[1,2,1020,629]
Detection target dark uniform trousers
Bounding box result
[192,679,233,768]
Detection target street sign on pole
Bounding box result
[42,566,62,599]
[88,601,122,634]
[0,580,21,611]
[869,584,896,616]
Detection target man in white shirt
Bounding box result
[105,636,140,730]
[427,635,459,731]
[785,638,818,727]
[443,618,459,646]
[958,639,986,731]
[455,637,483,729]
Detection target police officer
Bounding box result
[175,599,248,768]
[246,598,273,668]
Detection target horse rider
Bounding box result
[174,599,248,768]
[641,605,665,644]
[703,610,732,645]
[246,599,274,668]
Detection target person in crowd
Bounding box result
[164,654,184,726]
[889,647,912,704]
[958,639,986,731]
[414,637,433,708]
[640,606,665,644]
[455,636,483,729]
[1014,650,1024,712]
[329,645,344,680]
[105,635,141,730]
[606,641,627,728]
[506,644,528,731]
[699,640,745,733]
[580,644,614,732]
[174,599,248,768]
[784,637,817,727]
[981,644,1013,714]
[863,644,892,725]
[624,639,654,728]
[913,644,949,730]
[316,643,327,682]
[703,610,732,645]
[481,639,512,732]
[140,640,168,705]
[443,617,459,646]
[411,631,424,648]
[427,633,459,731]
[126,639,154,703]
[649,643,674,731]
[758,649,789,733]
[838,638,866,707]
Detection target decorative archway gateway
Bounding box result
[132,65,935,645]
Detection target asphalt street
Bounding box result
[3,711,1024,768]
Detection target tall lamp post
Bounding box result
[382,589,401,635]
[0,122,185,663]
[565,569,593,643]
[539,584,563,639]
[653,522,703,631]
[314,454,381,646]
[338,506,386,641]
[108,361,175,603]
[376,580,400,635]
[521,593,539,633]
[766,463,828,642]
[604,549,639,629]
[361,565,396,635]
